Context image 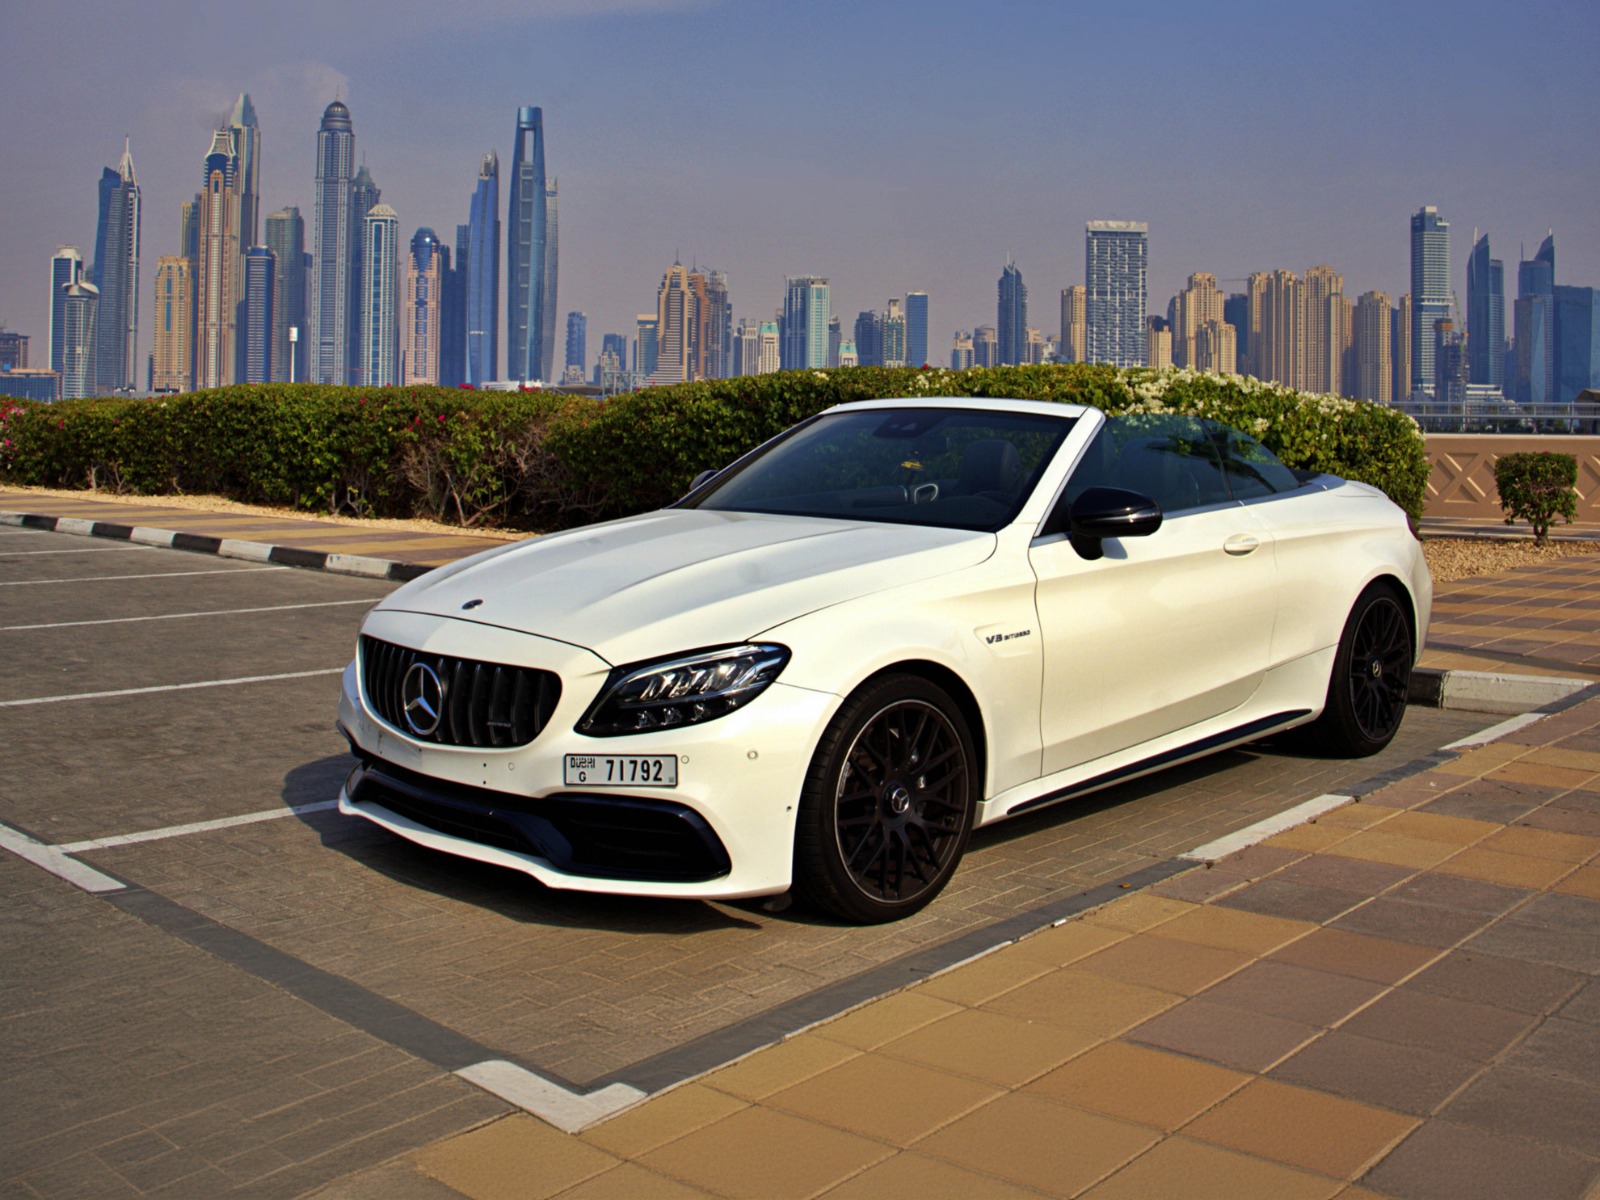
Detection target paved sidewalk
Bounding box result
[311,696,1600,1200]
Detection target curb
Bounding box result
[1409,665,1591,713]
[1,510,434,583]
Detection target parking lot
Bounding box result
[0,523,1499,1197]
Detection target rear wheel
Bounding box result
[793,674,977,923]
[1309,583,1413,757]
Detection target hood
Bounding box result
[378,508,994,665]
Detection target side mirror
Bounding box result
[687,468,719,495]
[1067,486,1162,560]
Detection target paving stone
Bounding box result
[1149,905,1314,956]
[1442,1065,1600,1157]
[1362,1121,1598,1200]
[1268,854,1416,896]
[915,1091,1159,1197]
[877,1007,1098,1088]
[1436,845,1575,890]
[819,1150,1046,1199]
[1269,1031,1481,1117]
[1268,928,1441,985]
[1481,825,1600,864]
[638,1107,891,1200]
[764,1052,1002,1145]
[1523,805,1600,838]
[1337,988,1538,1062]
[699,1034,861,1103]
[1081,1136,1342,1200]
[412,1115,619,1200]
[543,1161,710,1200]
[1075,933,1251,995]
[1127,998,1318,1072]
[1464,896,1600,974]
[1404,950,1585,1015]
[1196,960,1387,1028]
[579,1085,748,1160]
[980,967,1182,1040]
[1025,1041,1247,1131]
[1328,896,1500,950]
[1212,878,1366,924]
[1500,1016,1600,1088]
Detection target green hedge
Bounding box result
[0,365,1430,528]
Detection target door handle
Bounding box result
[1223,534,1260,556]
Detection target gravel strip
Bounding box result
[1423,537,1600,584]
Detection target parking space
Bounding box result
[0,525,1498,1196]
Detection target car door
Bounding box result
[1029,414,1280,775]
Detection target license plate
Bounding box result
[563,754,678,788]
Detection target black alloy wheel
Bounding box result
[794,675,977,923]
[1310,583,1413,757]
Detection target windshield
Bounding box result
[688,407,1075,531]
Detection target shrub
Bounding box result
[0,366,1431,529]
[1493,450,1578,544]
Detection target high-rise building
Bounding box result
[1059,285,1087,363]
[1171,273,1223,369]
[358,205,399,387]
[466,151,500,385]
[757,321,780,374]
[904,291,928,367]
[1254,269,1305,390]
[541,178,559,383]
[853,311,879,367]
[60,279,99,399]
[1514,234,1556,405]
[195,126,241,389]
[973,325,999,368]
[837,340,858,368]
[997,259,1027,365]
[635,315,658,377]
[1146,318,1172,369]
[1223,293,1249,371]
[732,317,761,377]
[49,246,83,378]
[600,332,627,376]
[402,228,444,385]
[1410,205,1451,394]
[1085,221,1148,367]
[312,100,355,385]
[1353,291,1392,405]
[881,298,907,367]
[228,94,261,249]
[264,208,305,383]
[508,106,553,383]
[1303,265,1344,395]
[1434,317,1467,406]
[705,270,731,378]
[347,165,381,383]
[950,330,974,370]
[565,311,587,378]
[651,263,693,385]
[150,255,192,393]
[440,227,467,388]
[1554,286,1600,405]
[0,330,27,371]
[1466,232,1505,388]
[242,246,275,384]
[1393,294,1413,403]
[1195,320,1237,375]
[780,276,830,369]
[92,140,140,393]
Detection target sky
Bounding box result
[4,0,1598,377]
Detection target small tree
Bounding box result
[1493,451,1578,544]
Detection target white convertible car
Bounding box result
[337,397,1430,922]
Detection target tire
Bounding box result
[1308,583,1413,757]
[793,674,978,923]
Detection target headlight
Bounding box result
[577,644,791,737]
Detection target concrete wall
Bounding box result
[1425,435,1600,521]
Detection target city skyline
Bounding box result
[3,0,1597,384]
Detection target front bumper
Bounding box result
[336,609,838,899]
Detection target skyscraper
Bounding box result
[507,107,552,382]
[92,140,140,392]
[1255,269,1305,390]
[705,270,731,378]
[242,246,275,384]
[780,276,830,369]
[264,208,305,383]
[635,315,658,378]
[402,228,444,386]
[565,310,587,381]
[1085,221,1148,368]
[1223,293,1249,370]
[1303,265,1344,395]
[541,178,559,383]
[440,225,467,387]
[312,100,355,385]
[853,311,880,367]
[997,259,1027,365]
[228,94,261,249]
[1195,320,1237,374]
[904,291,928,367]
[1059,286,1087,363]
[950,330,974,370]
[1353,291,1392,405]
[359,205,399,387]
[734,318,762,376]
[1393,294,1413,405]
[150,255,192,393]
[60,279,99,399]
[1171,273,1223,369]
[1410,205,1451,394]
[651,263,692,385]
[1146,318,1172,369]
[466,152,500,385]
[49,246,83,378]
[1466,232,1505,388]
[347,165,381,383]
[1554,286,1600,406]
[195,126,241,389]
[1514,234,1556,405]
[881,299,907,367]
[973,325,999,368]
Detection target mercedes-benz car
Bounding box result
[337,397,1430,922]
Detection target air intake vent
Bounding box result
[360,635,560,748]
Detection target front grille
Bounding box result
[360,635,561,748]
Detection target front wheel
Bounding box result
[1308,583,1413,757]
[793,675,978,923]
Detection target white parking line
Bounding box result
[454,1061,646,1133]
[0,566,288,587]
[0,668,345,708]
[1443,711,1546,749]
[57,801,340,854]
[0,821,126,893]
[0,545,155,556]
[1180,793,1354,863]
[0,598,383,632]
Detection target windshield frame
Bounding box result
[677,405,1078,533]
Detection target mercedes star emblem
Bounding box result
[401,662,445,736]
